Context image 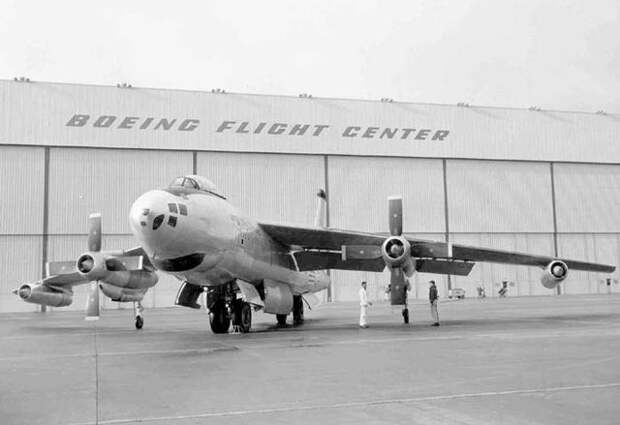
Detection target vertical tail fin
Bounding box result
[314,189,327,228]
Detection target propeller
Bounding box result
[387,196,409,306]
[84,213,102,320]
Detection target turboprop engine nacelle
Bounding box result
[541,260,568,289]
[76,251,107,281]
[16,283,73,307]
[99,283,146,302]
[381,236,415,276]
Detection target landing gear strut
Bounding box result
[276,314,287,327]
[133,301,144,329]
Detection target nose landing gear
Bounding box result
[133,301,144,329]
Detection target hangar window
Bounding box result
[168,203,178,214]
[179,204,188,216]
[168,216,177,227]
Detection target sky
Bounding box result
[1,0,619,112]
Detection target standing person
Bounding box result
[359,281,372,328]
[429,280,439,326]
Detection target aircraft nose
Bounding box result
[129,190,170,234]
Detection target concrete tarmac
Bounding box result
[1,294,620,425]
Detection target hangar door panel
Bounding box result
[48,148,193,234]
[328,156,445,233]
[557,233,619,294]
[554,163,620,233]
[447,160,554,233]
[450,233,555,297]
[197,152,324,225]
[0,236,42,312]
[0,146,45,235]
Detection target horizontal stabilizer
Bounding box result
[416,259,474,276]
[46,261,76,276]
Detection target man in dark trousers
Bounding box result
[429,280,439,326]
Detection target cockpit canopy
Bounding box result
[168,175,226,199]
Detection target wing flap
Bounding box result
[415,259,474,276]
[294,251,385,272]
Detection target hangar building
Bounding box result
[1,79,619,312]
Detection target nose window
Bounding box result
[168,203,178,214]
[153,214,165,230]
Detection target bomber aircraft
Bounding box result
[14,175,616,333]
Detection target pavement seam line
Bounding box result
[67,382,620,425]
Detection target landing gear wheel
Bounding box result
[276,314,287,327]
[233,301,252,333]
[402,308,409,324]
[293,295,304,325]
[135,316,144,329]
[209,300,231,334]
[133,301,145,330]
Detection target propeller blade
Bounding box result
[85,281,100,321]
[388,196,403,236]
[88,213,102,252]
[389,267,408,305]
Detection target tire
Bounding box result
[293,295,304,325]
[276,314,287,326]
[209,301,230,334]
[236,302,252,333]
[135,316,144,329]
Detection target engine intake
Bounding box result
[381,236,415,276]
[541,260,568,289]
[76,252,106,280]
[16,283,73,307]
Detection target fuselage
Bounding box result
[129,183,329,295]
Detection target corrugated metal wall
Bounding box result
[0,146,45,311]
[1,146,619,312]
[196,152,324,224]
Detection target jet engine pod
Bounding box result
[16,283,73,307]
[76,251,107,280]
[381,236,415,276]
[541,260,568,289]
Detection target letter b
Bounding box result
[66,114,89,127]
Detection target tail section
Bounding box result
[314,189,327,228]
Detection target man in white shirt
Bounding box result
[359,281,372,328]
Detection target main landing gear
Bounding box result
[276,295,304,327]
[207,283,252,334]
[133,301,144,329]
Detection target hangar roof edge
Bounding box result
[1,78,616,117]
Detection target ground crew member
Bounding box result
[359,281,372,328]
[429,280,439,326]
